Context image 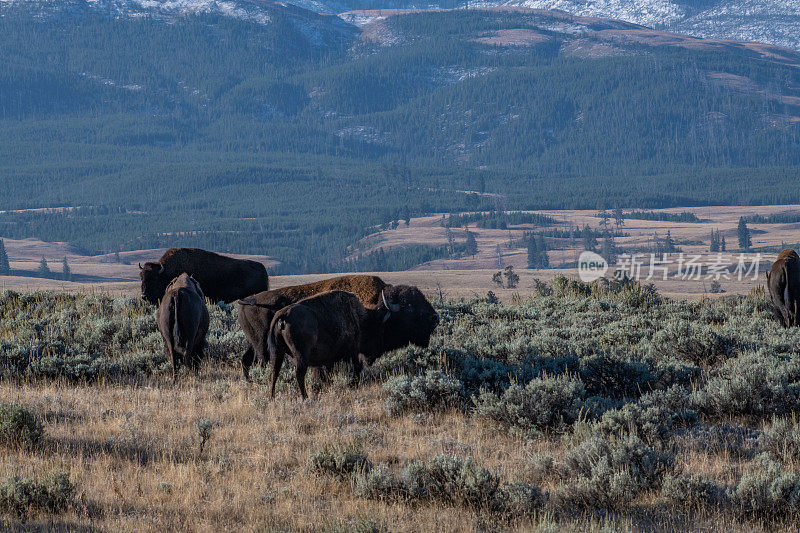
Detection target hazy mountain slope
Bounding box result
[0,6,798,270]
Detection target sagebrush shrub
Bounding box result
[0,403,43,449]
[309,443,371,479]
[734,453,800,518]
[473,375,585,435]
[760,417,800,463]
[556,434,674,510]
[694,351,800,418]
[384,370,463,416]
[578,352,655,398]
[595,385,696,444]
[0,471,74,518]
[661,474,725,509]
[353,454,542,518]
[651,320,733,365]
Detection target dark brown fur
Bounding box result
[237,275,438,380]
[156,273,210,379]
[766,248,800,327]
[266,291,392,399]
[140,248,269,305]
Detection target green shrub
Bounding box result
[651,320,734,365]
[383,370,464,416]
[0,471,75,518]
[661,474,725,508]
[473,375,585,435]
[353,454,543,518]
[309,443,371,479]
[693,352,800,419]
[594,385,696,444]
[353,464,405,500]
[0,403,43,449]
[551,275,591,298]
[760,417,800,463]
[556,434,674,510]
[734,453,800,518]
[578,352,655,398]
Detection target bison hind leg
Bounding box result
[242,345,255,381]
[269,351,284,399]
[296,362,309,400]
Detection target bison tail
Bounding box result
[173,290,187,354]
[267,316,287,363]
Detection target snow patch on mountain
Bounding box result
[499,0,684,28]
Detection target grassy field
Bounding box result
[0,278,800,530]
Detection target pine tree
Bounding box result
[528,235,549,269]
[0,239,9,275]
[737,217,752,250]
[37,257,50,277]
[62,257,71,281]
[491,271,503,287]
[527,235,539,268]
[664,230,676,253]
[582,225,597,252]
[465,230,478,257]
[601,233,616,264]
[613,207,624,231]
[710,229,720,252]
[721,235,726,251]
[503,266,519,289]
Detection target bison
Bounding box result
[157,273,210,379]
[140,248,269,305]
[266,290,398,399]
[766,248,800,327]
[237,275,438,380]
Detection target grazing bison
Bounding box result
[266,290,397,399]
[157,273,210,379]
[237,275,438,380]
[766,248,800,327]
[140,248,269,305]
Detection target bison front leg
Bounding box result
[190,344,203,376]
[349,356,363,389]
[242,344,255,381]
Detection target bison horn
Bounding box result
[138,263,143,269]
[381,290,400,313]
[158,264,165,274]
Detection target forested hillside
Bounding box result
[0,4,799,272]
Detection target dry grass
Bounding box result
[0,370,790,532]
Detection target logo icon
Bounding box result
[578,251,608,282]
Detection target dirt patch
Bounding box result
[473,29,551,47]
[707,71,800,107]
[562,38,629,58]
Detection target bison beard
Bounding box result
[766,248,800,327]
[157,274,210,380]
[265,291,392,399]
[140,248,269,305]
[237,275,439,381]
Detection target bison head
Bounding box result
[139,261,167,305]
[380,284,439,351]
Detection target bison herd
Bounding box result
[141,248,438,396]
[142,247,800,394]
